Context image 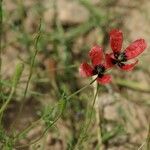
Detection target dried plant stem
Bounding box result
[138,141,146,150]
[93,81,104,150]
[137,121,150,150]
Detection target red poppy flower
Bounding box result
[79,45,111,84]
[106,29,147,71]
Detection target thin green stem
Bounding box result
[0,0,3,125]
[84,84,99,131]
[15,118,41,140]
[95,101,104,150]
[22,23,41,102]
[15,113,61,149]
[15,78,97,148]
[47,64,77,71]
[67,77,97,100]
[75,85,98,149]
[94,82,104,149]
[0,87,15,115]
[0,63,24,115]
[10,21,41,130]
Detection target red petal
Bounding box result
[110,29,123,53]
[120,60,138,71]
[124,39,147,60]
[89,45,103,66]
[105,53,114,69]
[97,74,111,84]
[79,63,93,77]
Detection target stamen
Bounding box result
[93,65,105,76]
[114,52,120,59]
[119,52,127,62]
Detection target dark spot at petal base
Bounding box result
[93,65,106,77]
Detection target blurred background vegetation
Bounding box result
[0,0,150,149]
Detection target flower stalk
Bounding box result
[93,80,104,150]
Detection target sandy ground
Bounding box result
[1,0,150,149]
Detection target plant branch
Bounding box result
[93,82,104,150]
[10,20,42,130]
[15,78,97,148]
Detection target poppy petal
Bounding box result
[124,39,147,60]
[89,45,103,66]
[79,63,94,77]
[120,60,138,71]
[110,29,123,53]
[105,53,114,69]
[97,74,111,84]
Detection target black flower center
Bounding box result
[114,52,120,59]
[119,52,127,62]
[112,52,127,67]
[93,65,105,77]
